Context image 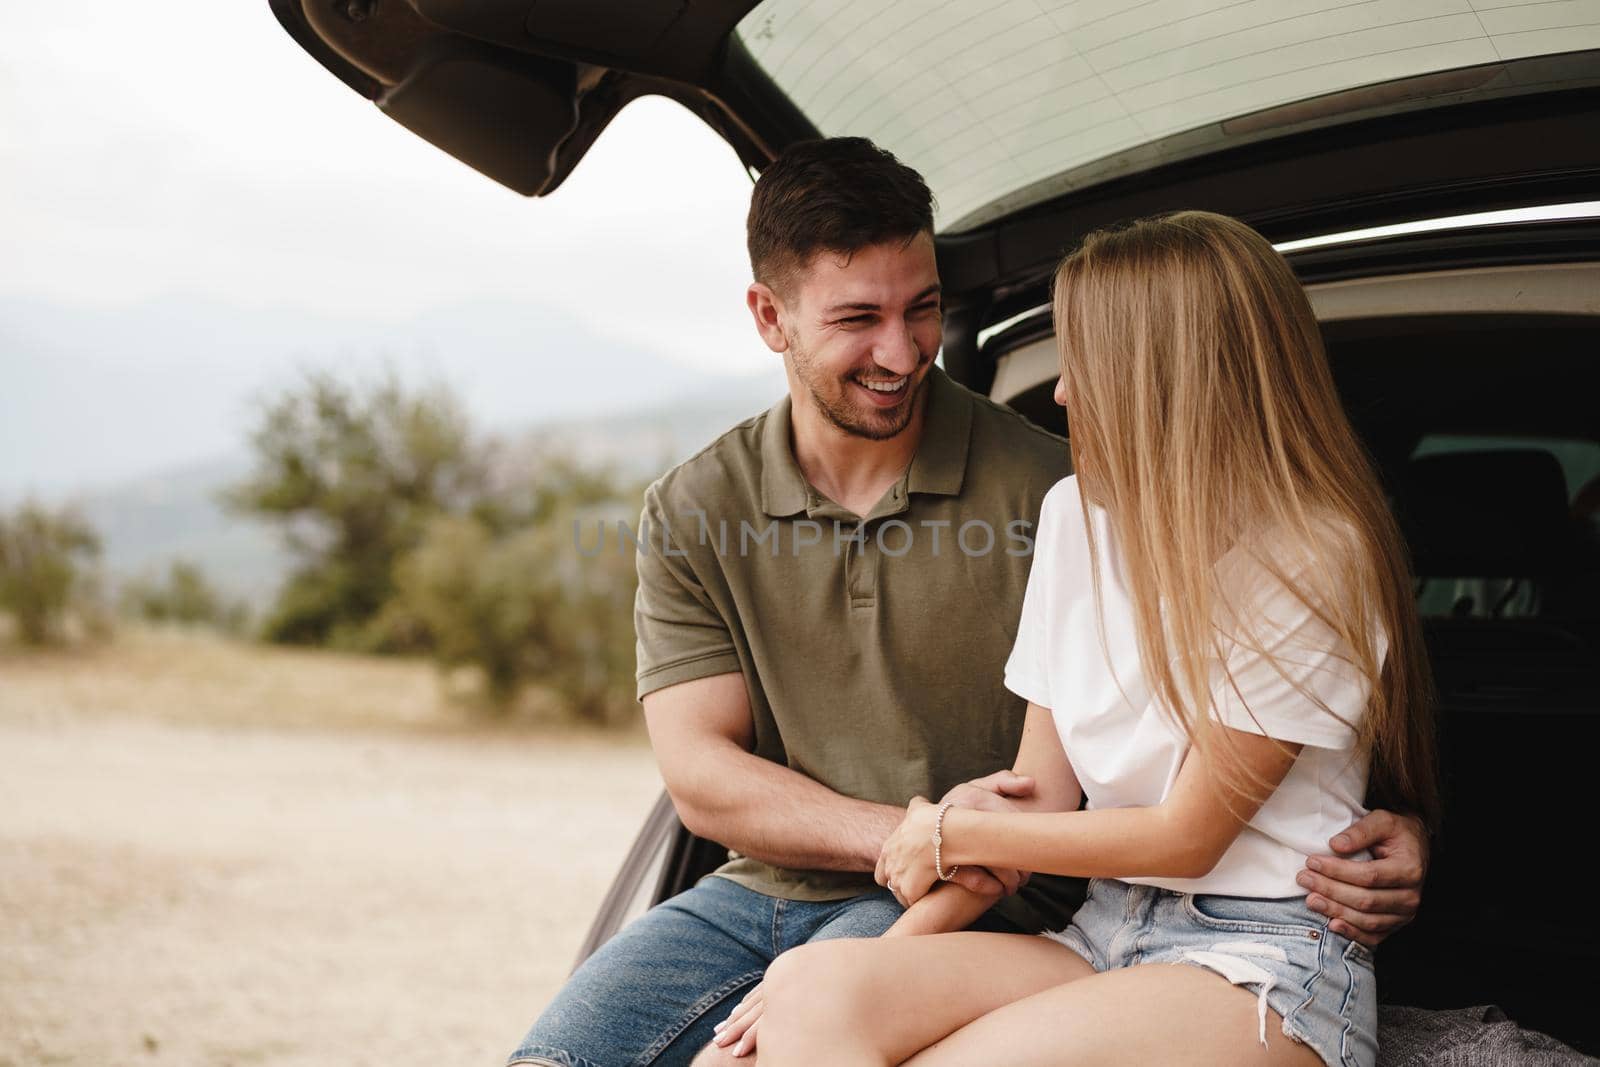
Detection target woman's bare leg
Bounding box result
[905,962,1326,1067]
[755,932,1092,1067]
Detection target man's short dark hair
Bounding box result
[747,137,935,294]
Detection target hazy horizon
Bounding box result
[1,290,787,501]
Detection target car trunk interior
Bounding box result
[1325,313,1600,1051]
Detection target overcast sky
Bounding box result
[1,1,770,495]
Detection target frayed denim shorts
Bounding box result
[1044,877,1377,1067]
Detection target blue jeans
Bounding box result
[506,876,905,1067]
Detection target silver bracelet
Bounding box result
[933,801,961,882]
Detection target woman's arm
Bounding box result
[881,703,1084,933]
[1005,701,1084,813]
[880,723,1301,902]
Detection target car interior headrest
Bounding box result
[1401,449,1570,578]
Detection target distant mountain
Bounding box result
[0,294,781,497]
[515,382,785,477]
[75,454,290,604]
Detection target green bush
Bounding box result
[392,505,639,723]
[121,560,250,634]
[229,371,647,724]
[225,371,485,649]
[0,503,103,645]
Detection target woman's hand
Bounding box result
[874,796,942,906]
[711,981,764,1058]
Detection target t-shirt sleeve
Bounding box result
[1209,552,1375,750]
[633,484,742,700]
[1003,486,1060,710]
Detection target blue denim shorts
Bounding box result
[1045,878,1377,1067]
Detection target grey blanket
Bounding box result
[1378,1005,1597,1066]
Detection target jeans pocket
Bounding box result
[1182,894,1326,940]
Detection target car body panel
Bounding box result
[272,2,1600,249]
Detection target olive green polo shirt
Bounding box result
[633,367,1081,933]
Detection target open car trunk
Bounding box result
[268,0,1600,1055]
[272,0,1600,405]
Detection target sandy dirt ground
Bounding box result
[0,631,662,1066]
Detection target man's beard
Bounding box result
[788,333,925,441]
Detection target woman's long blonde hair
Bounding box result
[1053,210,1438,827]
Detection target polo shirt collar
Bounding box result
[905,366,972,498]
[759,365,974,518]
[760,395,810,517]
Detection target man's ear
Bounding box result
[747,282,790,354]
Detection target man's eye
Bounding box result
[839,315,873,326]
[910,304,942,318]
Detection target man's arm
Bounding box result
[644,670,1001,894]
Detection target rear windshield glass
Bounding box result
[735,1,1600,232]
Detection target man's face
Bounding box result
[779,233,942,441]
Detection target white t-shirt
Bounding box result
[1003,476,1377,898]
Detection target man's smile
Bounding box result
[853,373,912,407]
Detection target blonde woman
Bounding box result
[732,211,1438,1066]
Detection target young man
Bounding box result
[506,138,1427,1067]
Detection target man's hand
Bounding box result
[941,770,1035,813]
[944,863,1021,900]
[937,771,1033,898]
[1298,809,1428,948]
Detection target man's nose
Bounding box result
[874,323,922,375]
